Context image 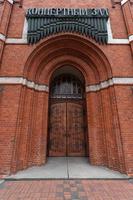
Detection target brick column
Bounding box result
[0,0,13,65]
[121,0,133,55]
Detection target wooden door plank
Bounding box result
[49,102,67,156]
[67,102,86,156]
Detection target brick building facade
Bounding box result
[0,0,133,176]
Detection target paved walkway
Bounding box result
[0,180,133,200]
[6,157,128,179]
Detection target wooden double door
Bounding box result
[48,100,87,156]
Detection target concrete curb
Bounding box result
[4,177,130,181]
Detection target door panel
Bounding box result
[49,102,66,156]
[48,101,86,156]
[67,102,86,156]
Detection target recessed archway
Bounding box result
[11,34,126,175]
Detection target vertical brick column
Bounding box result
[0,85,22,175]
[11,87,49,173]
[86,92,108,167]
[0,0,13,65]
[121,0,133,55]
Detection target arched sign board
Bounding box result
[26,8,109,45]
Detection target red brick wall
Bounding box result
[87,86,126,173]
[0,0,133,176]
[114,85,133,175]
[11,88,49,173]
[7,0,128,39]
[0,85,21,174]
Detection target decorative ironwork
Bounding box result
[26,8,109,44]
[50,74,84,99]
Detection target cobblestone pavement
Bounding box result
[0,180,133,200]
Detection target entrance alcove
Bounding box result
[10,34,126,175]
[48,66,88,157]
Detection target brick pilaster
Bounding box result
[0,0,13,66]
[121,0,133,55]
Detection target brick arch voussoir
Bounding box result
[36,54,99,86]
[23,34,112,82]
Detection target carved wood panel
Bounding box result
[48,101,86,156]
[49,102,67,156]
[67,102,86,156]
